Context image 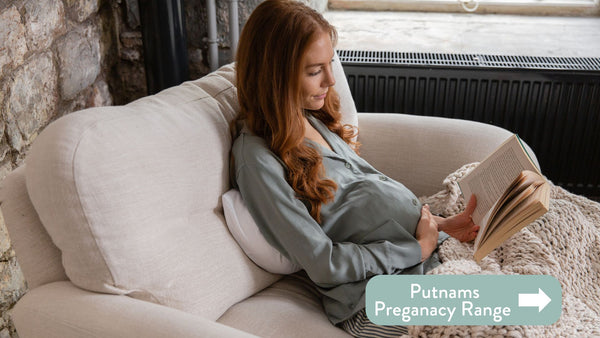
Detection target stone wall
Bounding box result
[0,0,113,336]
[1,0,113,175]
[0,0,329,336]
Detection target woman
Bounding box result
[232,0,479,336]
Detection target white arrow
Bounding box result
[518,288,551,312]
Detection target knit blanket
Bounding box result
[411,163,600,337]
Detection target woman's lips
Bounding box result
[314,93,327,100]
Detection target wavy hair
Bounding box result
[235,0,358,223]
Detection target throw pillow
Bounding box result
[222,189,302,274]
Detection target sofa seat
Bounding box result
[12,281,257,338]
[217,275,350,337]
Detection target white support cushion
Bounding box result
[332,51,358,130]
[222,189,301,274]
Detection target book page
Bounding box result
[458,135,539,227]
[481,170,542,241]
[473,182,549,262]
[480,181,537,245]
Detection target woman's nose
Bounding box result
[323,66,336,87]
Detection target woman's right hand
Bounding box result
[415,204,439,262]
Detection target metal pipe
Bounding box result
[207,0,219,71]
[139,0,189,95]
[229,0,239,61]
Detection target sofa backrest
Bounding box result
[24,64,283,320]
[20,57,357,320]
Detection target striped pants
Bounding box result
[339,309,409,337]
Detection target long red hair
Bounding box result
[236,0,358,223]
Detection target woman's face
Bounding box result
[300,31,336,111]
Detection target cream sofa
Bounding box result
[1,59,517,337]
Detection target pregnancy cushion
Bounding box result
[223,189,301,274]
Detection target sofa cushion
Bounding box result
[25,64,279,320]
[13,281,259,338]
[217,275,350,337]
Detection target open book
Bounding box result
[458,134,550,262]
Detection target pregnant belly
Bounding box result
[322,178,421,242]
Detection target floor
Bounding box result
[323,11,600,57]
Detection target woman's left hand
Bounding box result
[436,195,480,242]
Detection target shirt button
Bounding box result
[378,175,388,181]
[412,199,419,206]
[345,162,352,169]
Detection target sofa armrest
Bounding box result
[12,281,258,338]
[357,113,539,197]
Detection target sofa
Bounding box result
[1,57,521,337]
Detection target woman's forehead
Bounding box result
[304,32,334,67]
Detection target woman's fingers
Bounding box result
[469,225,480,241]
[464,195,477,218]
[421,204,432,219]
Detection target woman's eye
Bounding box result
[309,70,322,76]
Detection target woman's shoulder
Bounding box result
[232,132,283,169]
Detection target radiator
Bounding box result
[338,50,600,198]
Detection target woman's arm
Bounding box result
[416,204,440,262]
[234,146,422,288]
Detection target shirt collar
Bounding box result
[306,113,347,161]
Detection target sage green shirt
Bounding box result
[231,114,448,324]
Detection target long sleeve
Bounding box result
[232,133,423,288]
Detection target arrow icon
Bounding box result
[518,288,551,312]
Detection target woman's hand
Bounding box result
[436,195,480,242]
[415,204,439,262]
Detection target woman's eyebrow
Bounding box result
[305,57,334,68]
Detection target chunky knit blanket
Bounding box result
[411,163,600,337]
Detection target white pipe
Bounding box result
[229,0,239,61]
[207,0,219,71]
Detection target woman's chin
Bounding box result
[306,99,325,110]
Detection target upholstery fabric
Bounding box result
[0,166,67,289]
[356,113,532,197]
[218,275,351,337]
[24,64,279,320]
[12,281,258,338]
